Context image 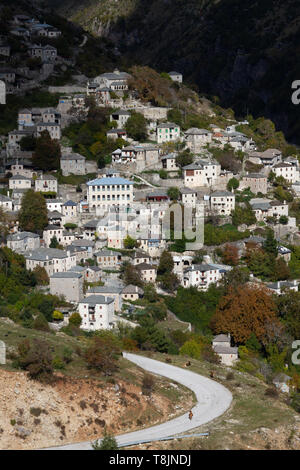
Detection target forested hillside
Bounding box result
[43,0,300,144]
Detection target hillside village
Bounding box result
[1,3,300,450]
[1,53,300,361]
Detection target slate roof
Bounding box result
[79,295,114,305]
[50,272,82,279]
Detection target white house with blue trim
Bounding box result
[87,176,134,211]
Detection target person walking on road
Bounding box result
[188,410,193,421]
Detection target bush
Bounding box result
[52,356,65,370]
[33,313,50,332]
[85,335,121,375]
[291,393,300,413]
[226,372,235,381]
[142,373,155,396]
[18,338,54,383]
[68,312,82,327]
[265,387,279,398]
[92,430,118,450]
[52,310,64,321]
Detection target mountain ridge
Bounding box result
[42,0,300,144]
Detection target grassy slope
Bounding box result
[133,351,298,450]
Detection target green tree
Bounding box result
[279,215,288,225]
[179,340,202,359]
[227,177,239,191]
[32,130,61,171]
[167,187,180,201]
[69,312,82,327]
[49,236,60,249]
[264,229,277,257]
[123,235,137,249]
[175,149,193,168]
[232,204,256,226]
[18,190,48,233]
[92,430,118,450]
[19,135,36,152]
[158,250,174,275]
[125,112,147,140]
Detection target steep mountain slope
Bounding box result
[45,0,300,143]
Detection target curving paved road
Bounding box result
[45,353,232,450]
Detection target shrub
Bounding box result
[18,338,54,383]
[52,356,65,370]
[92,430,118,450]
[265,387,279,398]
[33,313,50,332]
[226,372,235,381]
[30,407,42,417]
[52,310,64,321]
[68,312,82,327]
[291,393,300,413]
[85,335,121,375]
[142,373,155,396]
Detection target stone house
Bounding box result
[70,239,95,256]
[273,162,298,183]
[183,160,221,188]
[161,153,180,171]
[85,266,102,283]
[10,163,34,179]
[184,128,212,152]
[266,280,298,295]
[25,248,77,276]
[136,263,157,283]
[42,225,63,247]
[36,122,61,140]
[212,334,238,366]
[180,187,197,207]
[240,173,268,194]
[50,271,83,303]
[122,285,144,301]
[60,153,86,176]
[248,149,282,168]
[0,194,13,211]
[110,110,131,127]
[249,199,288,222]
[9,174,31,190]
[86,286,123,312]
[7,231,40,253]
[94,249,121,268]
[62,200,78,220]
[46,199,63,213]
[35,174,58,193]
[107,129,127,141]
[8,129,34,149]
[209,191,235,216]
[132,251,152,266]
[78,295,115,331]
[28,44,57,62]
[94,70,131,91]
[168,71,183,83]
[183,263,232,291]
[156,122,180,144]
